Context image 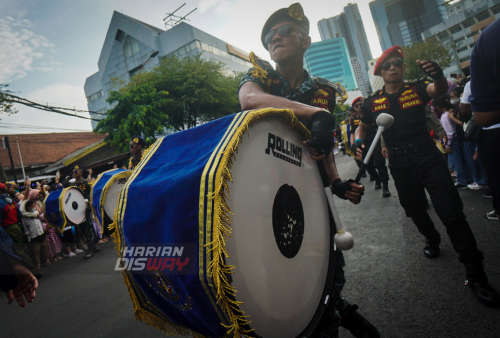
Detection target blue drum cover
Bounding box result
[43,189,66,233]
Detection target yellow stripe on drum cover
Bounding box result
[198,111,248,326]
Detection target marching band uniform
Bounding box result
[70,164,99,259]
[239,3,379,337]
[358,46,500,307]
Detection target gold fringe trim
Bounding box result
[63,140,106,166]
[249,52,268,83]
[206,108,310,338]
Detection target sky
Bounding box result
[0,0,384,134]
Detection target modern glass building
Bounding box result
[84,11,252,129]
[369,0,448,49]
[303,38,358,92]
[422,0,500,74]
[317,3,373,96]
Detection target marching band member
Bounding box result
[351,97,391,197]
[238,3,379,337]
[128,136,146,170]
[70,164,99,260]
[354,46,500,308]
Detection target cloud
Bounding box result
[0,16,53,83]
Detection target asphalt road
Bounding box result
[1,153,499,338]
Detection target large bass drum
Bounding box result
[43,187,87,232]
[90,168,132,230]
[114,109,336,338]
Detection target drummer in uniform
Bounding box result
[238,3,379,337]
[70,164,99,260]
[128,136,146,170]
[354,46,500,307]
[351,97,391,196]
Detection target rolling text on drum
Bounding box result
[265,132,303,167]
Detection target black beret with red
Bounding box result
[261,3,309,50]
[374,45,404,76]
[351,96,363,106]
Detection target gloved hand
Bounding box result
[306,111,335,156]
[331,179,355,200]
[419,59,444,81]
[350,139,364,159]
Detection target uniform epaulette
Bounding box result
[314,77,348,105]
[249,52,273,82]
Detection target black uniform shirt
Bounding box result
[361,80,439,168]
[239,58,338,123]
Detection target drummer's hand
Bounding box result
[381,147,389,159]
[302,141,327,160]
[88,169,92,175]
[355,144,365,159]
[346,182,364,205]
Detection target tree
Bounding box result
[403,40,454,81]
[0,84,18,116]
[127,54,242,131]
[94,84,170,153]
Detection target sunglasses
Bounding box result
[381,58,404,71]
[264,24,295,45]
[354,104,363,108]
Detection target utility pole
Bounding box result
[15,137,26,180]
[3,136,18,183]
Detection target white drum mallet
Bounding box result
[354,113,395,184]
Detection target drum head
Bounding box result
[62,187,86,224]
[226,118,331,338]
[104,176,129,220]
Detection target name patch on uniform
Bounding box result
[398,87,422,109]
[372,96,390,112]
[313,88,333,99]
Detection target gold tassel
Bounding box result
[206,108,310,337]
[249,52,268,83]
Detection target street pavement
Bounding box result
[1,153,499,338]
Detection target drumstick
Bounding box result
[354,113,394,184]
[316,161,340,250]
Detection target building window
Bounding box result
[124,37,141,58]
[87,90,103,102]
[476,12,491,22]
[463,19,475,28]
[451,26,462,34]
[115,29,125,43]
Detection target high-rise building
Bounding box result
[422,0,500,74]
[318,3,373,96]
[369,0,448,49]
[84,11,252,129]
[303,38,358,92]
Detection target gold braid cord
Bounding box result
[206,108,310,338]
[249,52,268,83]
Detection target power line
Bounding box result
[2,93,108,122]
[0,122,92,132]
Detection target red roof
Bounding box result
[0,132,106,168]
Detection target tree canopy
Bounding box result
[94,84,170,153]
[119,54,242,131]
[94,54,243,151]
[403,40,454,81]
